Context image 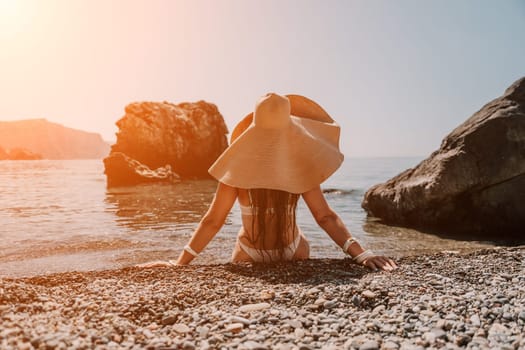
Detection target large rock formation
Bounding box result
[0,119,110,159]
[362,77,525,239]
[104,100,228,186]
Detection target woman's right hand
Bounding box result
[362,255,398,271]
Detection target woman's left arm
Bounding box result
[173,182,238,265]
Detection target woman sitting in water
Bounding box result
[142,93,396,271]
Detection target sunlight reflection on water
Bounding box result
[0,159,496,277]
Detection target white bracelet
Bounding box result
[353,250,375,264]
[184,245,199,257]
[342,238,358,254]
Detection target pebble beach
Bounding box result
[1,246,524,350]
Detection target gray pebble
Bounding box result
[240,340,269,350]
[382,341,399,350]
[359,340,379,350]
[183,341,196,350]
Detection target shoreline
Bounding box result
[1,246,524,349]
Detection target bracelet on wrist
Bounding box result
[184,245,199,257]
[353,250,375,264]
[342,237,358,254]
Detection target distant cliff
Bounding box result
[0,119,110,160]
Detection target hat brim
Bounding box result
[209,116,344,194]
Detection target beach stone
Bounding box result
[419,309,435,317]
[197,326,210,338]
[142,328,154,338]
[299,345,315,350]
[231,316,252,325]
[287,320,302,329]
[518,310,525,321]
[104,100,228,186]
[359,340,379,350]
[172,323,190,334]
[502,312,513,321]
[306,287,321,297]
[16,342,31,350]
[470,314,481,327]
[238,303,271,313]
[424,328,447,343]
[488,322,509,335]
[315,298,327,305]
[239,341,268,350]
[362,290,376,299]
[323,300,338,309]
[456,334,472,346]
[274,345,294,350]
[161,314,178,326]
[372,304,386,315]
[382,341,400,350]
[445,312,458,320]
[295,328,306,339]
[403,323,415,332]
[362,76,525,238]
[260,290,275,300]
[182,341,196,350]
[225,323,243,334]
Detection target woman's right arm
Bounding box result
[302,186,397,271]
[174,182,238,265]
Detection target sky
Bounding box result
[0,0,524,157]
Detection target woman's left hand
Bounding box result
[362,256,397,271]
[135,260,178,268]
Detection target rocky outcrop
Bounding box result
[103,152,180,187]
[0,119,110,159]
[5,148,42,160]
[104,100,228,187]
[0,145,43,160]
[362,77,525,239]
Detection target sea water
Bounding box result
[0,158,495,277]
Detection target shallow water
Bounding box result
[0,158,496,277]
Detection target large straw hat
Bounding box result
[208,93,344,194]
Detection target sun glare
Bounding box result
[0,0,27,38]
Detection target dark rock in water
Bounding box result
[0,145,42,160]
[362,77,525,239]
[103,152,180,187]
[6,148,43,160]
[104,100,228,186]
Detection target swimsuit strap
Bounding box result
[239,204,252,216]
